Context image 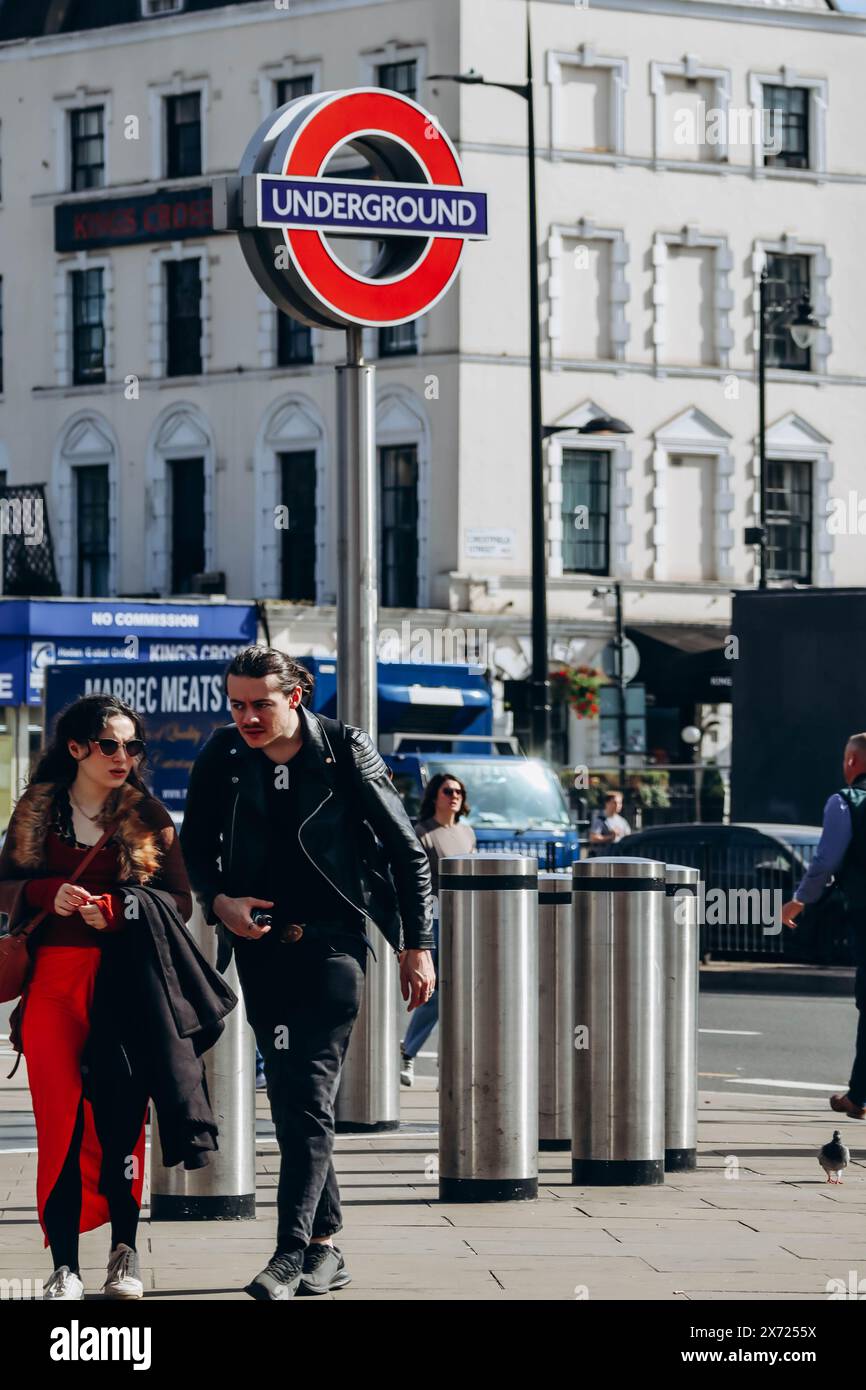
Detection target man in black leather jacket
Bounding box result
[180,646,434,1300]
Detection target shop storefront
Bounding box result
[0,598,257,827]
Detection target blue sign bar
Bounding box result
[257,175,488,240]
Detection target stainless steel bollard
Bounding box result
[439,853,538,1201]
[150,903,256,1219]
[571,856,666,1186]
[664,864,701,1173]
[335,938,400,1133]
[538,871,573,1152]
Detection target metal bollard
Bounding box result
[438,853,538,1201]
[571,856,666,1187]
[538,871,573,1152]
[664,864,701,1173]
[335,942,400,1133]
[150,903,256,1219]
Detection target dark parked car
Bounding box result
[608,822,850,963]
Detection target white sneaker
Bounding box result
[102,1243,143,1299]
[43,1266,84,1300]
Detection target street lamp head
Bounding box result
[428,69,485,85]
[789,295,821,351]
[681,725,702,746]
[542,415,633,441]
[578,415,633,436]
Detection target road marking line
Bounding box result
[730,1078,846,1091]
[699,1029,762,1036]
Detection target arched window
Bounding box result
[145,404,215,595]
[52,412,119,596]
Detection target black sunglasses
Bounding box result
[91,737,145,758]
[441,787,463,797]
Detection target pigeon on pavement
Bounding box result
[818,1131,850,1184]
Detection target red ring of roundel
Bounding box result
[283,90,464,324]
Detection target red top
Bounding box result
[25,830,127,946]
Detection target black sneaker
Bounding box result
[299,1243,352,1295]
[245,1250,305,1301]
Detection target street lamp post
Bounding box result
[548,416,632,785]
[430,8,550,758]
[748,269,822,588]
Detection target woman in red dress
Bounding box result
[0,693,192,1300]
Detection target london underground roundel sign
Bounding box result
[234,88,488,330]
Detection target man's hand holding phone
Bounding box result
[213,893,274,940]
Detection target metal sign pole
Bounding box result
[335,324,377,741]
[334,325,399,1132]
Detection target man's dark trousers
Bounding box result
[848,923,866,1107]
[233,929,368,1252]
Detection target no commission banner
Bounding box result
[256,175,488,240]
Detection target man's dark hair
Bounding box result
[225,646,314,705]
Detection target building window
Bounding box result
[380,443,418,607]
[277,312,313,366]
[169,457,205,592]
[377,60,417,99]
[378,322,417,357]
[166,259,202,377]
[762,85,809,169]
[276,75,314,106]
[69,106,105,191]
[561,449,610,574]
[765,253,811,371]
[165,93,201,179]
[765,459,812,583]
[71,268,106,386]
[279,451,316,601]
[76,465,110,597]
[0,277,4,394]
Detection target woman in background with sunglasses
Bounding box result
[0,693,192,1300]
[400,772,476,1087]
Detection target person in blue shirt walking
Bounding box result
[782,732,866,1119]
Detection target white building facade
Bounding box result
[0,0,864,767]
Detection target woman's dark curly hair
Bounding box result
[31,693,150,795]
[419,772,470,822]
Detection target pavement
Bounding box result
[2,1042,866,1301]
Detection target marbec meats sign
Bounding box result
[215,87,488,330]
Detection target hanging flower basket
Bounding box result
[550,664,605,719]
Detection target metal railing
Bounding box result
[478,837,580,871]
[608,830,848,963]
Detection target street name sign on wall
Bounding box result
[55,186,220,252]
[214,87,488,328]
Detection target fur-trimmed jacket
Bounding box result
[0,781,238,1171]
[0,780,192,934]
